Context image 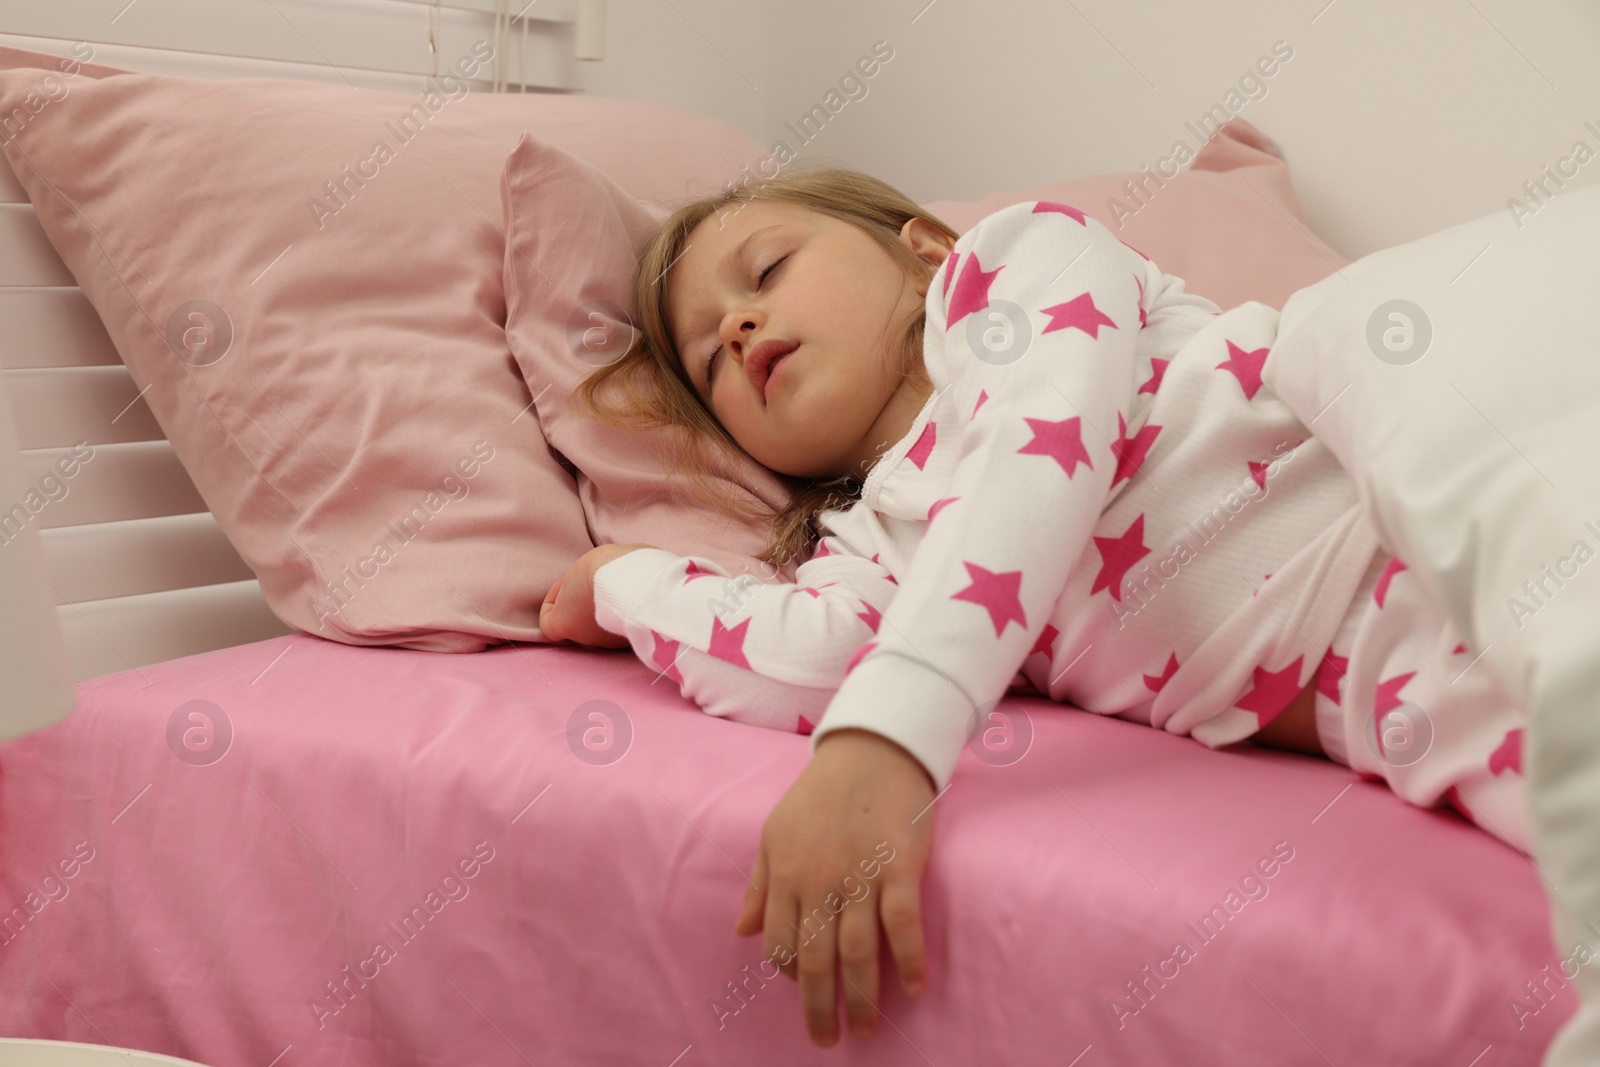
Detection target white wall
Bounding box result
[579,0,1600,260]
[570,0,768,164]
[6,0,1591,259]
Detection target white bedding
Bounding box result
[1264,183,1600,1067]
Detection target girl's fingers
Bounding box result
[764,874,800,983]
[836,889,881,1039]
[541,579,565,617]
[796,896,842,1046]
[878,876,929,997]
[537,596,562,642]
[542,569,626,649]
[734,847,768,937]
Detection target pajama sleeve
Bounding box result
[590,530,899,734]
[807,200,1158,790]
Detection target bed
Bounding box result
[0,9,1584,1067]
[0,629,1573,1065]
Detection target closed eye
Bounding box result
[757,255,786,288]
[704,254,789,389]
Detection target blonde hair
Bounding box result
[576,163,959,571]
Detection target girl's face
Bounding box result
[665,200,954,481]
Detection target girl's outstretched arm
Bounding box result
[546,542,937,1045]
[733,726,936,1041]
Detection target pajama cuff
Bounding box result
[591,547,683,636]
[810,650,976,792]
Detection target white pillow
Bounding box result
[1268,185,1600,670]
[1263,183,1600,1061]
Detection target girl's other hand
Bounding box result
[735,727,937,1046]
[538,543,652,649]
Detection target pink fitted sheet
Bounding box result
[0,634,1572,1064]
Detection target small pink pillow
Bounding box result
[922,118,1348,311]
[0,44,766,651]
[500,134,796,580]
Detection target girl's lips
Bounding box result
[763,346,797,401]
[747,337,798,396]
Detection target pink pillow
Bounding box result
[923,118,1348,311]
[0,44,764,652]
[500,134,797,580]
[503,117,1346,586]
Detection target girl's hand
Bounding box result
[735,727,937,1046]
[538,543,653,649]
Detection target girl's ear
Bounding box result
[902,217,947,295]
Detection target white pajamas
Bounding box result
[1312,546,1532,854]
[591,200,1529,848]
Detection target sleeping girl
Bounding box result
[535,166,1532,1048]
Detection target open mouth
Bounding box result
[748,337,799,402]
[763,348,796,400]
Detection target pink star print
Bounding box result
[1090,513,1152,601]
[682,560,715,584]
[973,389,989,416]
[1031,623,1060,659]
[1144,652,1179,692]
[907,420,937,470]
[1363,675,1414,758]
[1133,274,1148,326]
[1374,671,1416,716]
[1041,292,1117,339]
[1216,339,1270,400]
[928,495,960,521]
[1248,460,1269,490]
[795,715,815,736]
[1033,200,1088,225]
[649,629,684,686]
[845,640,879,674]
[812,539,833,559]
[952,561,1028,637]
[798,587,820,598]
[708,615,752,670]
[1374,556,1407,608]
[1317,650,1349,704]
[1235,655,1307,726]
[870,553,898,584]
[1018,415,1092,477]
[947,252,1003,329]
[1452,642,1468,655]
[1489,728,1524,776]
[942,251,961,298]
[1138,357,1169,396]
[1111,411,1161,489]
[856,600,882,633]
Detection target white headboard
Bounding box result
[0,1,591,683]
